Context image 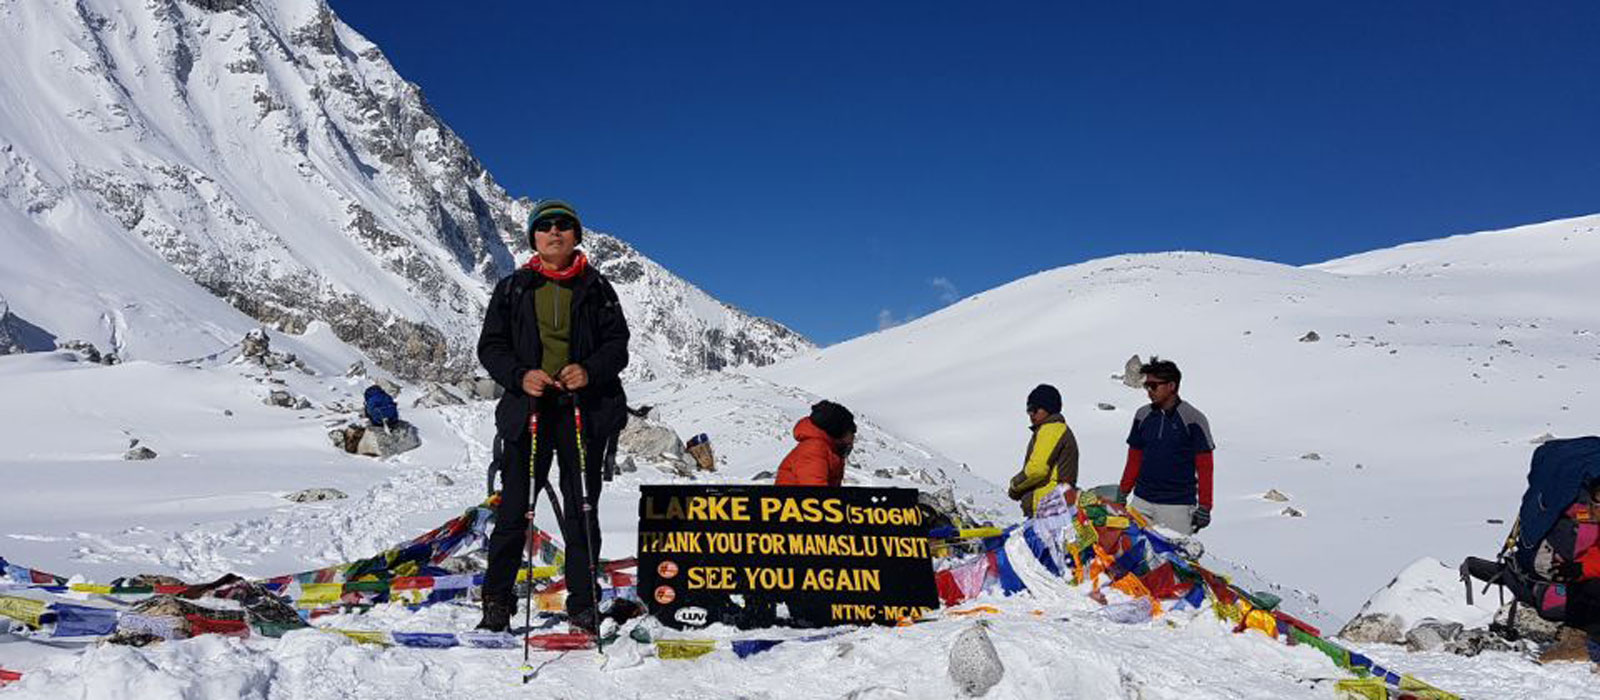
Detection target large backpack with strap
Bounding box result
[363,385,400,427]
[1465,437,1600,626]
[1511,437,1600,573]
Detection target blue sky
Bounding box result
[330,1,1598,345]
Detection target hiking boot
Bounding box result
[1539,626,1592,664]
[1462,556,1503,583]
[475,595,514,633]
[567,608,600,636]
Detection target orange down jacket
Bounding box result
[774,418,844,487]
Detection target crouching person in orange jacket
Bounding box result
[775,400,856,487]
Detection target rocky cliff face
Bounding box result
[0,0,811,379]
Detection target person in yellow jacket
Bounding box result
[1007,384,1080,516]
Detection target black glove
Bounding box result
[1553,561,1584,583]
[1115,490,1130,505]
[1192,507,1212,532]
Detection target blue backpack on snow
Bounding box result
[364,385,400,427]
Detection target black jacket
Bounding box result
[477,266,630,444]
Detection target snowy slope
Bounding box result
[0,0,809,381]
[762,214,1600,622]
[3,212,1596,697]
[5,344,1595,699]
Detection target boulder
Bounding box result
[1300,452,1322,461]
[241,328,271,359]
[1280,506,1304,518]
[1443,628,1522,657]
[1405,618,1464,652]
[264,390,295,408]
[618,417,687,461]
[124,446,158,461]
[618,456,638,474]
[1493,600,1562,645]
[373,378,402,399]
[58,339,103,364]
[413,382,468,408]
[1299,331,1321,343]
[356,420,420,458]
[469,377,501,400]
[345,360,366,378]
[285,488,347,503]
[1262,489,1290,502]
[434,473,455,487]
[1119,355,1144,389]
[1096,402,1116,411]
[1338,613,1405,644]
[947,621,1005,697]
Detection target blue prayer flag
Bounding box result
[51,603,118,637]
[392,632,458,648]
[732,639,783,658]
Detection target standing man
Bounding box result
[1007,384,1079,517]
[477,200,630,633]
[1117,359,1215,535]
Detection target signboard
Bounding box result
[637,485,939,628]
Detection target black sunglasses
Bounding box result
[532,217,577,233]
[1142,380,1171,390]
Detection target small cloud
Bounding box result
[876,309,904,330]
[929,277,959,304]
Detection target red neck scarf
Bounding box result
[522,251,588,281]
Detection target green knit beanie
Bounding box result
[527,199,583,244]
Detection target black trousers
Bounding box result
[484,395,605,615]
[1565,579,1600,639]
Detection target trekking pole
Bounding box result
[572,399,607,653]
[520,398,540,683]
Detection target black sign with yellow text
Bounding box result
[637,485,938,628]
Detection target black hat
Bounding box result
[1026,384,1062,415]
[809,400,856,440]
[528,199,583,245]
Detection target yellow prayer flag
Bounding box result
[1243,608,1278,638]
[535,591,566,612]
[517,566,560,582]
[1213,600,1242,623]
[1333,678,1388,700]
[1397,676,1461,700]
[0,595,46,626]
[956,527,1003,539]
[656,639,716,660]
[68,583,114,595]
[1104,516,1130,529]
[297,582,343,608]
[332,629,390,645]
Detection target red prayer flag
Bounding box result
[185,614,249,638]
[935,569,965,607]
[391,576,434,590]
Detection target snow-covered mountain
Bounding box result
[0,0,809,381]
[762,213,1600,622]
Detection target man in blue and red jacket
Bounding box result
[1117,359,1216,536]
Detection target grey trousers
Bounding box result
[1129,494,1197,536]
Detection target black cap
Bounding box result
[809,400,856,439]
[1026,384,1062,415]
